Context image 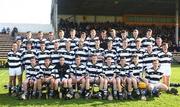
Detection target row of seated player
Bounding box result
[8,55,178,100]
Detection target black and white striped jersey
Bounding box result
[117,47,132,64]
[57,38,67,50]
[69,63,86,77]
[145,67,163,84]
[86,37,99,51]
[18,46,25,54]
[36,50,50,65]
[102,63,116,77]
[26,64,41,80]
[119,38,130,47]
[21,49,37,67]
[158,51,172,65]
[141,37,155,50]
[153,45,162,54]
[7,50,22,68]
[130,47,145,64]
[108,37,121,50]
[74,47,89,65]
[34,38,47,51]
[129,63,143,77]
[50,49,61,65]
[59,49,75,65]
[143,51,158,70]
[83,40,89,47]
[68,37,79,50]
[39,64,55,77]
[90,47,104,64]
[86,61,102,77]
[115,64,130,76]
[104,49,117,62]
[129,37,140,49]
[45,39,57,51]
[22,38,36,49]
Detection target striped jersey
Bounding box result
[40,64,55,77]
[143,51,158,70]
[130,47,145,64]
[22,38,36,49]
[104,49,117,62]
[86,37,98,51]
[86,61,102,77]
[145,67,163,84]
[45,39,57,51]
[68,37,79,50]
[26,64,41,80]
[153,45,162,54]
[115,64,130,76]
[158,51,172,65]
[90,47,104,64]
[57,38,67,50]
[50,49,61,65]
[129,63,143,77]
[7,50,22,68]
[18,46,25,54]
[129,37,140,49]
[59,49,75,65]
[117,47,132,64]
[74,46,89,65]
[141,37,155,50]
[69,63,86,77]
[36,50,50,65]
[21,49,37,67]
[34,38,47,51]
[102,63,116,77]
[83,40,89,47]
[108,37,120,50]
[119,38,130,47]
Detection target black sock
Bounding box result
[8,85,12,94]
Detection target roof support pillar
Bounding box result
[175,0,179,45]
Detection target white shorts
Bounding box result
[9,67,22,76]
[89,77,99,83]
[149,83,162,89]
[160,64,171,76]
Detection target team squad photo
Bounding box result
[0,0,179,106]
[7,28,177,100]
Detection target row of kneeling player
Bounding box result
[18,55,178,100]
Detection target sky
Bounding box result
[0,0,52,24]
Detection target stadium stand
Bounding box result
[0,33,50,67]
[0,34,14,67]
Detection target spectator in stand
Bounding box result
[11,27,18,39]
[1,27,6,34]
[7,27,10,34]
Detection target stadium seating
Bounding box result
[0,34,14,67]
[173,52,180,63]
[0,33,50,67]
